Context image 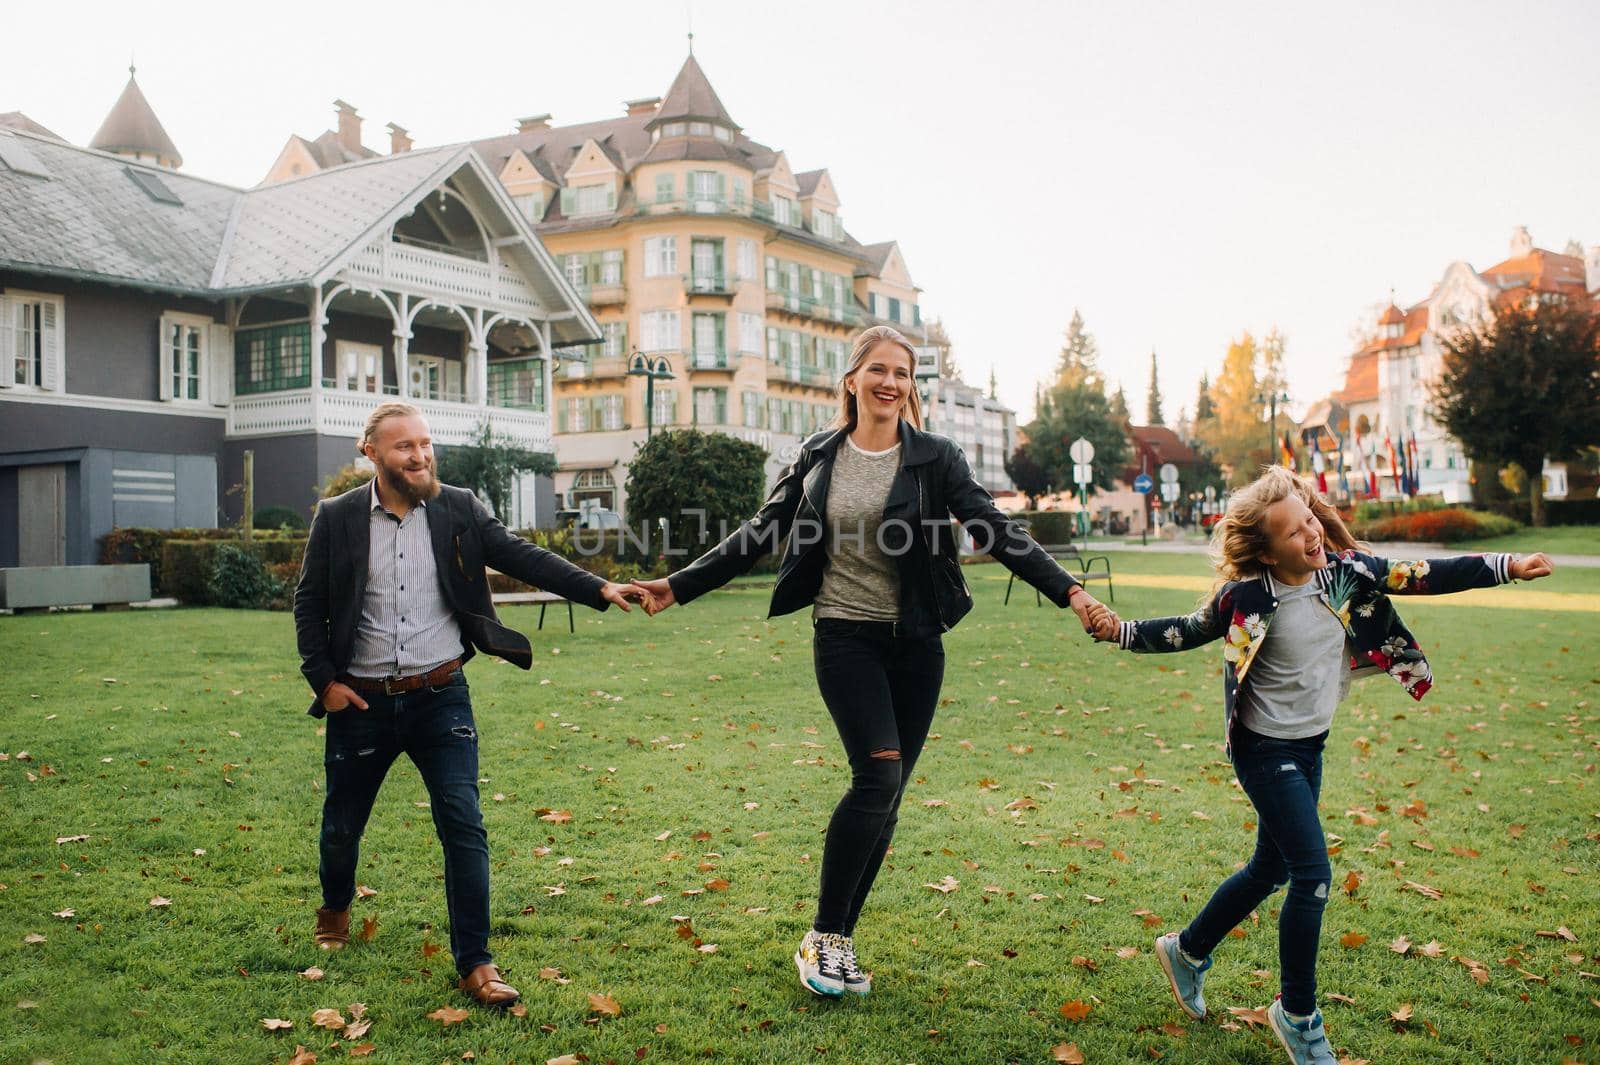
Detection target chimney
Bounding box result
[386,122,412,154]
[1587,245,1600,295]
[334,99,362,153]
[516,113,551,134]
[624,96,661,117]
[1509,224,1533,258]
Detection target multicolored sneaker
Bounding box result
[794,930,845,997]
[1267,997,1337,1064]
[1154,931,1211,1019]
[839,936,870,996]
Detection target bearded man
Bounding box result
[293,402,649,1008]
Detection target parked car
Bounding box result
[555,507,622,531]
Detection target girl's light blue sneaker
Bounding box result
[1267,998,1338,1064]
[1154,931,1210,1019]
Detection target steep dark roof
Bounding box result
[88,71,182,167]
[648,55,738,131]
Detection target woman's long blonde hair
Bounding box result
[829,325,924,430]
[1209,465,1362,584]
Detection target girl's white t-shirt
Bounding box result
[1239,577,1351,739]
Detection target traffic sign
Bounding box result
[1159,463,1179,484]
[1160,483,1180,502]
[1073,463,1093,485]
[1069,437,1095,464]
[1204,485,1217,501]
[1134,473,1154,494]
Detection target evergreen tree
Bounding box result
[1109,382,1130,421]
[1194,372,1215,423]
[1056,309,1102,391]
[1146,350,1165,425]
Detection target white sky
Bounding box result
[8,0,1598,424]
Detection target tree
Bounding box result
[436,420,557,519]
[623,429,769,565]
[1004,444,1051,508]
[1194,372,1215,423]
[1055,309,1102,391]
[1108,383,1130,421]
[1432,298,1600,526]
[1024,380,1129,493]
[1146,350,1165,425]
[318,462,374,499]
[1196,332,1271,486]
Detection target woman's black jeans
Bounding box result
[318,670,492,977]
[811,618,945,935]
[1178,725,1332,1015]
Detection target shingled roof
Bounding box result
[88,69,182,168]
[648,54,739,131]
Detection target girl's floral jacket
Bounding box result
[1115,550,1515,747]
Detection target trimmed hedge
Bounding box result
[102,526,304,596]
[1477,498,1600,526]
[160,538,307,606]
[1010,511,1084,546]
[1350,508,1520,543]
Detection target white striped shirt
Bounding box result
[346,479,463,679]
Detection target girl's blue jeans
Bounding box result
[1178,725,1331,1015]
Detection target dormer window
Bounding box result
[771,195,798,227]
[689,121,712,137]
[562,183,617,217]
[663,122,687,137]
[812,209,839,240]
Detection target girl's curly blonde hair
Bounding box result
[1208,465,1362,584]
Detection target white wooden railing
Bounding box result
[343,242,542,314]
[227,389,551,452]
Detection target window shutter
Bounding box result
[0,296,13,388]
[606,184,617,211]
[38,298,63,392]
[560,187,575,214]
[715,173,726,201]
[208,323,232,405]
[158,313,175,401]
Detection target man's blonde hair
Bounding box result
[1208,465,1361,583]
[359,401,424,454]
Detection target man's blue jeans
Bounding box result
[1178,726,1331,1015]
[318,670,491,977]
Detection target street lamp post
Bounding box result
[627,352,675,439]
[1256,389,1290,463]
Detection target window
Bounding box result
[887,297,901,323]
[693,386,727,425]
[690,170,723,206]
[408,354,462,401]
[736,239,757,281]
[732,181,747,208]
[512,193,544,223]
[742,390,765,428]
[235,323,311,395]
[157,314,209,401]
[655,173,674,203]
[0,291,64,392]
[557,394,624,432]
[831,276,845,308]
[813,209,836,240]
[599,250,624,285]
[564,254,586,289]
[714,126,731,143]
[335,340,381,394]
[640,309,681,351]
[563,183,616,217]
[689,121,712,137]
[786,263,801,294]
[644,236,678,277]
[810,268,824,301]
[772,196,798,226]
[663,122,687,137]
[738,312,763,353]
[487,357,545,410]
[601,321,628,358]
[690,239,723,289]
[692,313,725,363]
[765,255,779,290]
[652,387,678,426]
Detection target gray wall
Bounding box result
[0,467,15,563]
[220,433,364,523]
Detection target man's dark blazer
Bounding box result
[293,480,610,717]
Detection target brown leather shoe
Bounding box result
[459,963,520,1007]
[314,906,350,951]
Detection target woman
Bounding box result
[633,325,1109,998]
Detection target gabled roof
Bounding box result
[1481,247,1588,296]
[88,70,181,167]
[0,112,62,140]
[857,241,897,276]
[0,130,600,343]
[1127,423,1197,464]
[648,55,738,131]
[1338,349,1380,404]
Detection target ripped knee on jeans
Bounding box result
[869,748,901,761]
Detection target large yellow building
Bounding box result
[264,54,928,518]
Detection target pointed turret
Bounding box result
[647,55,739,136]
[89,67,182,169]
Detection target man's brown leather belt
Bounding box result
[340,657,464,696]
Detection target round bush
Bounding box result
[253,505,307,531]
[209,544,281,609]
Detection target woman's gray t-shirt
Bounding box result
[1240,576,1351,739]
[813,437,902,622]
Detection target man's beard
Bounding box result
[379,455,441,505]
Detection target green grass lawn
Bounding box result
[2,551,1597,1064]
[1459,525,1600,556]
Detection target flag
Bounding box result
[1384,430,1401,494]
[1281,431,1296,470]
[1311,441,1328,494]
[1407,435,1422,497]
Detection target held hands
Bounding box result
[629,577,676,616]
[1510,552,1554,581]
[601,581,658,612]
[1069,588,1120,642]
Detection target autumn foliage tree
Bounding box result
[1432,298,1600,526]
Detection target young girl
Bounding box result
[633,325,1110,998]
[1089,466,1552,1064]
